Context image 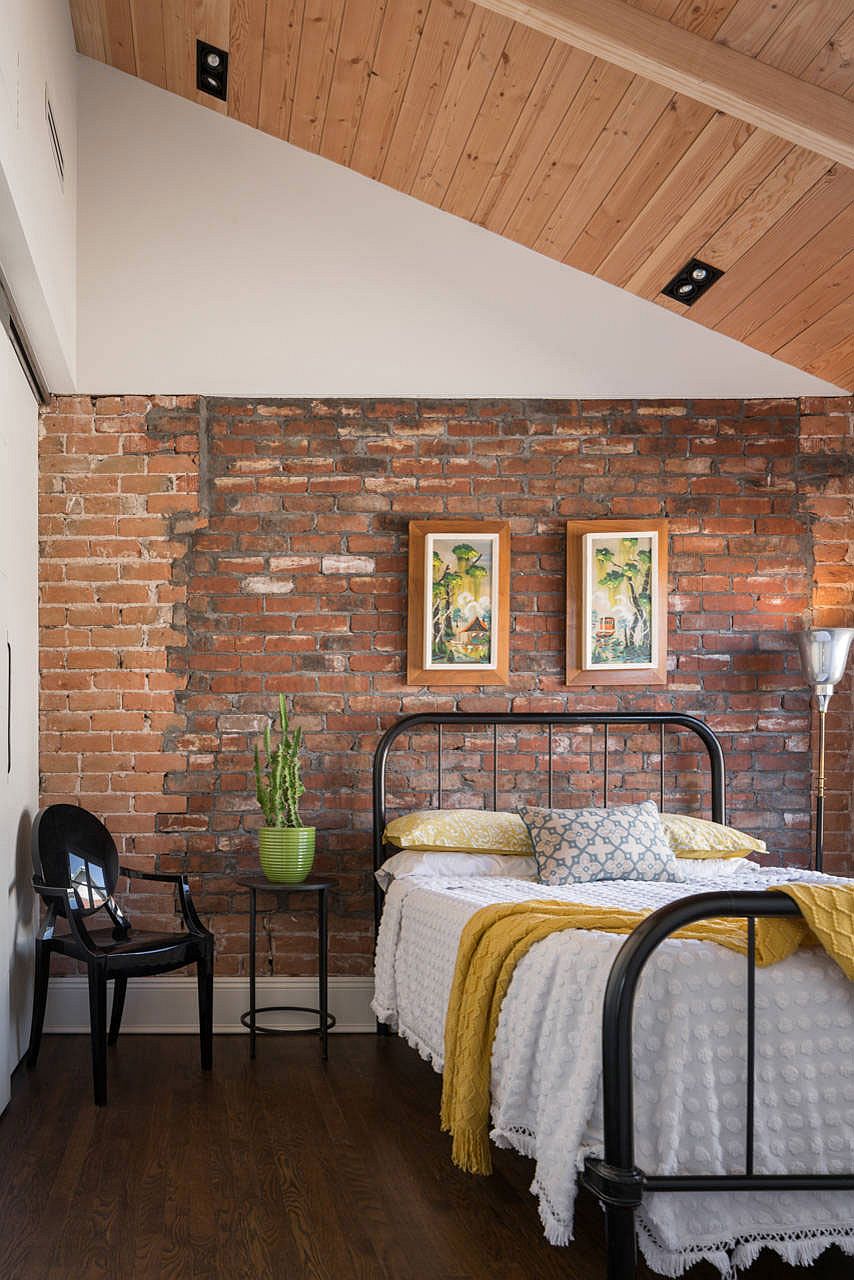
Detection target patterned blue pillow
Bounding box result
[519,801,684,885]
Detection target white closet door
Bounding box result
[0,328,39,1111]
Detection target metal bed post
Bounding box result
[583,892,854,1278]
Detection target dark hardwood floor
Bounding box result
[0,1034,850,1280]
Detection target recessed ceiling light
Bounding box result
[196,39,228,101]
[662,258,723,307]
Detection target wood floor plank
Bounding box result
[2,1035,850,1280]
[0,1061,91,1278]
[224,1057,308,1275]
[125,1083,172,1280]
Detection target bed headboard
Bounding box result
[372,711,726,924]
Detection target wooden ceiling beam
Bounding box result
[468,0,854,168]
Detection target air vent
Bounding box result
[44,86,64,189]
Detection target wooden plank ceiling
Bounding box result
[71,0,854,390]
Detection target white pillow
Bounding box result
[375,849,537,891]
[676,856,754,880]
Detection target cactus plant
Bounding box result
[253,693,306,829]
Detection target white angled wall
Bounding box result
[0,0,78,388]
[0,325,39,1099]
[77,59,843,400]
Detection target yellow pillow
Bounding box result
[384,809,533,856]
[660,812,766,860]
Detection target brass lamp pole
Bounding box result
[796,628,854,873]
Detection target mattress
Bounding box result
[373,866,854,1278]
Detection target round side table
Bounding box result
[236,874,338,1061]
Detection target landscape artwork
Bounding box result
[583,531,658,670]
[407,521,510,686]
[426,534,497,669]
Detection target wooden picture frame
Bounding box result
[407,520,510,686]
[566,518,668,687]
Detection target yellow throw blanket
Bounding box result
[440,883,854,1176]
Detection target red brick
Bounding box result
[38,392,854,976]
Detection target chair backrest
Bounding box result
[32,804,120,917]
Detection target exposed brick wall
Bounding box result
[798,399,854,859]
[39,396,853,977]
[39,396,204,965]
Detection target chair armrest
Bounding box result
[119,867,212,940]
[32,879,101,955]
[120,867,183,884]
[33,880,78,902]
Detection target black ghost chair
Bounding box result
[28,804,214,1105]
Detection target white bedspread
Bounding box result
[372,867,854,1278]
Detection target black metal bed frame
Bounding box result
[372,711,854,1278]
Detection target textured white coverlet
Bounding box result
[372,867,854,1278]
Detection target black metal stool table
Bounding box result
[237,874,338,1061]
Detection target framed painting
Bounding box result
[566,519,668,687]
[407,520,510,686]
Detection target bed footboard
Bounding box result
[582,891,854,1279]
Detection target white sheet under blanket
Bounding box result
[372,867,854,1278]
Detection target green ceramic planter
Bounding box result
[258,827,316,884]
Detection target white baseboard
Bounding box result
[44,975,376,1034]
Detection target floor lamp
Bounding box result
[796,628,854,872]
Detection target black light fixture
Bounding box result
[661,258,723,307]
[196,39,229,101]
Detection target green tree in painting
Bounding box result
[595,538,652,660]
[452,544,481,575]
[431,542,491,663]
[431,550,463,660]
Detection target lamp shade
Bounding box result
[797,628,854,709]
